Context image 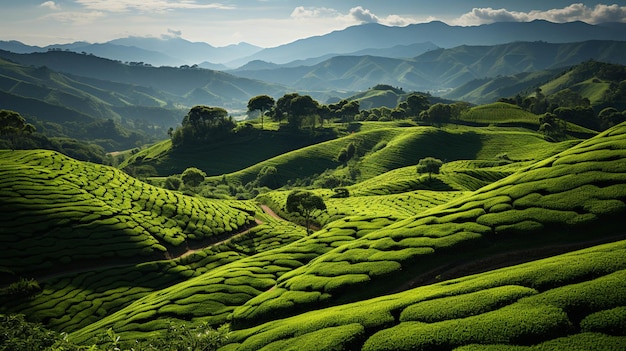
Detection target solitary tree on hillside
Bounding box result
[286,190,326,234]
[247,95,275,130]
[416,157,443,180]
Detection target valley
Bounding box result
[1,18,626,351]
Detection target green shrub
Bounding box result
[2,278,41,299]
[400,285,537,323]
[581,307,626,335]
[363,303,572,351]
[256,323,364,351]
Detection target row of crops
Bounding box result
[224,239,626,350]
[3,208,306,334]
[229,123,626,328]
[0,149,256,279]
[2,122,626,350]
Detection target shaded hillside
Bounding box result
[446,60,626,106]
[230,40,626,92]
[442,69,561,104]
[0,50,287,110]
[0,56,185,148]
[0,149,256,282]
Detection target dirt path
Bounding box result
[32,206,280,282]
[260,204,284,221]
[177,218,263,259]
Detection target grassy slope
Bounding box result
[3,121,625,349]
[459,102,598,136]
[226,240,626,351]
[0,149,256,280]
[230,122,626,329]
[203,123,579,188]
[60,122,625,348]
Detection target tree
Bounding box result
[274,93,299,125]
[256,165,279,188]
[247,95,275,130]
[286,190,326,234]
[0,110,35,150]
[172,105,235,148]
[598,107,626,130]
[422,103,451,126]
[337,100,360,124]
[539,113,566,140]
[404,93,430,117]
[416,157,443,179]
[289,95,319,129]
[164,176,182,190]
[181,167,206,187]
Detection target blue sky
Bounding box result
[1,1,625,47]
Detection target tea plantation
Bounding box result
[231,122,626,335]
[1,121,625,350]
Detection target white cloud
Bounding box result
[349,6,379,23]
[73,0,235,13]
[454,3,626,26]
[290,6,340,20]
[290,6,417,27]
[40,1,60,10]
[43,11,106,25]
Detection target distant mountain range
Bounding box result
[2,20,625,68]
[229,40,626,93]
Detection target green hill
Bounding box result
[230,121,626,327]
[45,121,624,348]
[2,120,626,350]
[0,57,185,150]
[0,149,256,281]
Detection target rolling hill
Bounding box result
[0,49,288,110]
[2,120,626,349]
[1,120,625,350]
[445,59,626,106]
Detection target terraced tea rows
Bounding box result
[259,189,466,227]
[0,150,255,279]
[230,123,626,327]
[3,210,306,333]
[225,240,626,350]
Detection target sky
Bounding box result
[1,1,625,48]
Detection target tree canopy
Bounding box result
[247,95,275,129]
[181,167,206,187]
[286,190,326,234]
[416,157,443,179]
[172,105,236,148]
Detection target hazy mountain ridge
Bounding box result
[2,20,624,69]
[0,49,289,109]
[230,20,626,66]
[230,40,626,93]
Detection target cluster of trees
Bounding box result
[245,90,466,129]
[500,87,626,136]
[170,106,236,148]
[0,110,108,163]
[0,110,36,150]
